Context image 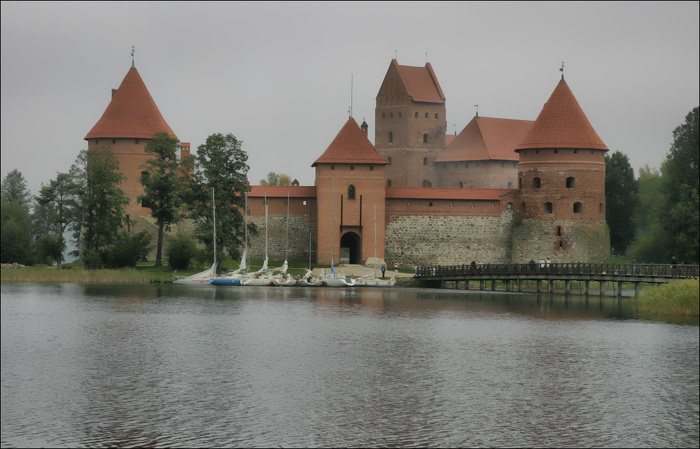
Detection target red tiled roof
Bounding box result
[85,67,177,140]
[248,185,316,198]
[312,117,390,166]
[386,187,515,201]
[394,60,446,104]
[516,80,608,151]
[435,116,533,162]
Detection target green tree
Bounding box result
[183,132,252,263]
[35,234,67,268]
[1,169,31,209]
[166,232,198,270]
[259,172,292,186]
[661,107,699,263]
[630,165,668,262]
[138,132,184,267]
[79,146,129,268]
[1,197,33,264]
[605,151,639,255]
[35,170,83,265]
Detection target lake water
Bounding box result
[1,283,698,448]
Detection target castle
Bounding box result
[85,59,611,267]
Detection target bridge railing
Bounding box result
[415,263,700,279]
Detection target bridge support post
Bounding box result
[584,280,590,296]
[537,280,542,293]
[617,281,623,297]
[465,280,470,290]
[517,279,522,292]
[480,280,484,291]
[548,280,554,294]
[506,280,511,292]
[634,282,640,298]
[491,280,496,291]
[565,280,571,295]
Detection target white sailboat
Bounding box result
[243,194,286,286]
[210,192,250,286]
[174,188,218,285]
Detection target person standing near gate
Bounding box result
[381,265,386,279]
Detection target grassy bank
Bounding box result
[637,279,700,319]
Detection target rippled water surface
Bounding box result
[2,283,698,448]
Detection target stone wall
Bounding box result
[385,210,516,268]
[511,219,610,263]
[247,213,315,262]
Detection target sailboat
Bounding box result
[242,194,287,286]
[210,192,250,286]
[174,188,218,285]
[356,203,395,287]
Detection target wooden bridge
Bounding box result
[414,262,700,297]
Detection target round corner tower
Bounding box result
[511,76,611,263]
[84,65,179,219]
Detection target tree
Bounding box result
[259,172,292,186]
[1,197,33,264]
[1,169,31,209]
[138,132,184,267]
[166,233,198,270]
[35,170,82,266]
[660,107,699,263]
[35,234,66,268]
[183,132,252,263]
[79,146,130,268]
[630,165,668,262]
[605,151,639,255]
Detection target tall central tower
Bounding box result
[374,59,446,188]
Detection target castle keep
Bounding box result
[86,59,610,267]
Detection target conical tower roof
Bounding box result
[516,79,607,151]
[312,117,389,166]
[85,67,177,140]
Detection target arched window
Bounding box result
[566,177,575,188]
[348,185,356,200]
[423,134,429,143]
[388,132,393,144]
[573,202,583,213]
[458,181,464,188]
[387,156,392,164]
[435,113,439,119]
[387,179,392,187]
[423,157,428,165]
[415,112,419,118]
[534,177,541,188]
[545,202,553,214]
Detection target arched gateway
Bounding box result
[340,232,361,264]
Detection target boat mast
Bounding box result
[330,176,335,267]
[213,187,217,268]
[285,192,290,262]
[244,192,249,269]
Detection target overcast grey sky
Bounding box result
[2,1,698,197]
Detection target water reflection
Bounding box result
[2,283,698,448]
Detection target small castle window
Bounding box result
[536,150,539,154]
[415,112,419,118]
[112,139,116,144]
[369,166,374,171]
[556,226,563,236]
[331,165,335,170]
[534,177,541,188]
[423,134,429,144]
[566,177,575,188]
[390,112,394,118]
[554,149,558,154]
[545,202,553,214]
[348,185,356,200]
[574,149,578,154]
[458,181,464,188]
[388,132,393,144]
[387,179,392,187]
[398,112,402,118]
[429,202,433,207]
[425,112,429,118]
[135,139,139,144]
[95,139,99,144]
[423,157,428,165]
[507,181,513,189]
[519,178,523,189]
[574,202,583,213]
[350,165,354,171]
[435,113,439,119]
[387,156,392,164]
